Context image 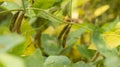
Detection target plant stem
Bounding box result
[90,51,99,62]
[21,0,26,12]
[0,9,23,14]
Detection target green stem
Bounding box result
[90,51,99,62]
[21,0,26,12]
[0,9,23,14]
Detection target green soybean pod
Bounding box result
[9,11,20,32]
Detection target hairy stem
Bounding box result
[90,51,99,62]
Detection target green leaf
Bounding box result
[101,17,119,32]
[8,43,25,56]
[0,53,25,67]
[33,0,56,9]
[67,27,86,46]
[0,34,25,53]
[77,45,95,60]
[0,61,4,67]
[21,20,35,35]
[59,27,86,54]
[52,0,63,7]
[0,26,10,35]
[25,10,36,17]
[44,56,71,67]
[67,62,95,67]
[62,1,71,16]
[1,2,20,10]
[37,11,63,28]
[41,34,60,55]
[24,49,44,67]
[73,62,95,67]
[91,28,118,57]
[104,56,120,67]
[92,28,108,55]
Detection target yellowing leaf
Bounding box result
[88,43,96,50]
[103,32,120,49]
[23,35,36,56]
[0,0,22,8]
[0,0,3,2]
[54,24,66,35]
[42,26,55,35]
[0,53,25,67]
[69,45,81,60]
[21,19,35,35]
[73,0,89,8]
[89,32,120,50]
[94,5,110,17]
[66,39,82,61]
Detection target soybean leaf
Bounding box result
[24,49,44,67]
[62,1,71,16]
[94,5,110,17]
[104,56,120,67]
[44,56,71,67]
[32,0,56,9]
[8,43,25,56]
[59,27,86,54]
[67,62,95,67]
[1,2,20,10]
[41,34,60,55]
[101,17,119,32]
[0,26,10,35]
[0,34,25,53]
[91,27,118,57]
[0,61,4,67]
[77,45,95,60]
[21,20,35,35]
[67,27,86,46]
[37,11,63,28]
[0,53,25,67]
